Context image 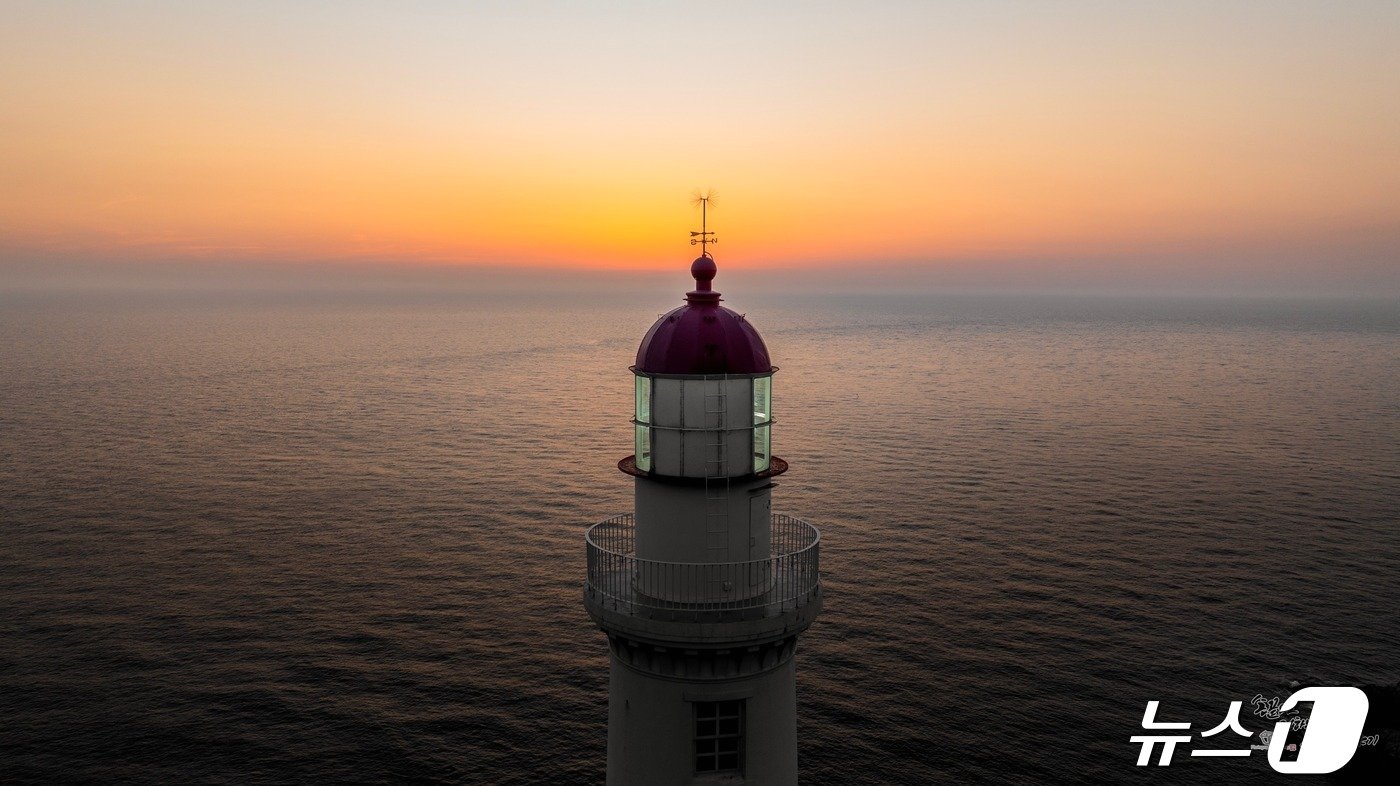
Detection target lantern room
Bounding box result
[627,256,781,480]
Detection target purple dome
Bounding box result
[635,256,772,375]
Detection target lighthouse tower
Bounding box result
[583,219,822,785]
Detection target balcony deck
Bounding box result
[584,513,821,644]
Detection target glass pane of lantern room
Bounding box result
[753,424,770,473]
[635,375,651,424]
[753,376,771,473]
[635,425,651,471]
[635,376,651,471]
[752,376,770,424]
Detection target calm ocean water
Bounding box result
[2,289,1397,784]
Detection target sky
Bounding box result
[2,1,1397,295]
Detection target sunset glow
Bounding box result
[3,1,1397,290]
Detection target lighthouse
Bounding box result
[583,206,822,785]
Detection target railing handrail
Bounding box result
[583,512,822,622]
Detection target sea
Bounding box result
[1,288,1397,785]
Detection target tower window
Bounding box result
[694,700,744,774]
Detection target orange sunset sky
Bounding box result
[2,1,1397,294]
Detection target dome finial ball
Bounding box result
[691,255,717,290]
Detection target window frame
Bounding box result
[693,699,745,775]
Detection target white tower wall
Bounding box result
[634,479,773,602]
[606,643,798,786]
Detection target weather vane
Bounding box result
[689,190,717,258]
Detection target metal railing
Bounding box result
[585,513,820,622]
